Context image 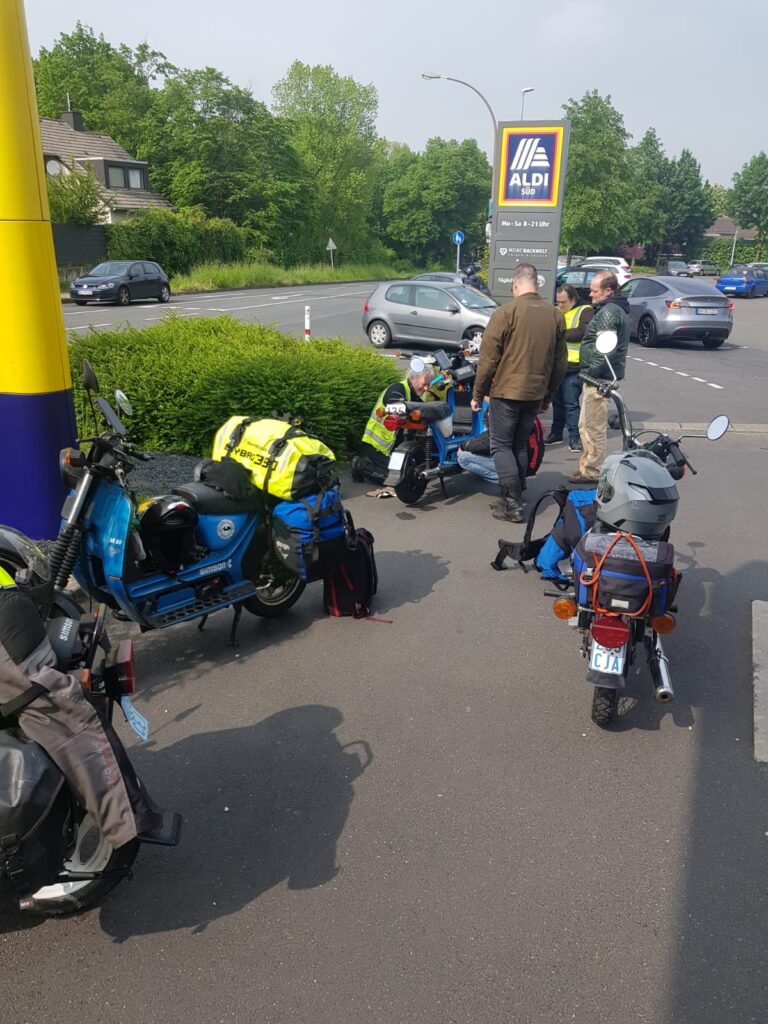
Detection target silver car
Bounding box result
[362,281,497,349]
[688,259,720,277]
[619,275,733,349]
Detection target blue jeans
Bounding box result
[551,372,583,443]
[457,449,498,483]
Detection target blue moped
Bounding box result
[46,362,305,644]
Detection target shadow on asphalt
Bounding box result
[95,705,372,941]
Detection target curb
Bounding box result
[630,422,768,435]
[753,601,768,762]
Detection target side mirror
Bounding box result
[114,389,134,417]
[82,359,100,394]
[596,331,618,355]
[706,415,729,441]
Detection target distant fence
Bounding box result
[52,224,107,269]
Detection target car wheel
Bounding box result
[637,316,659,348]
[158,284,171,303]
[702,337,725,349]
[367,320,391,348]
[116,286,131,306]
[464,327,484,347]
[75,301,87,306]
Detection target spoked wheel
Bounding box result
[591,686,618,728]
[116,286,131,306]
[394,448,428,505]
[637,316,658,348]
[244,569,306,618]
[29,813,139,917]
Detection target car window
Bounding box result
[561,271,586,286]
[446,285,496,310]
[142,262,159,276]
[632,279,667,298]
[88,261,132,277]
[619,281,639,297]
[414,286,457,312]
[724,265,747,276]
[385,284,412,305]
[128,263,143,278]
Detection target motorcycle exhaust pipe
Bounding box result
[648,635,674,704]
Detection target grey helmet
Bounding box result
[595,449,679,538]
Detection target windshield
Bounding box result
[724,265,748,276]
[87,262,132,277]
[446,285,497,310]
[669,262,688,270]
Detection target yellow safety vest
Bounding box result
[0,565,16,589]
[362,378,413,456]
[564,304,591,364]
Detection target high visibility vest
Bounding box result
[0,565,16,589]
[362,378,413,456]
[565,304,591,364]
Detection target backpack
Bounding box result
[323,517,378,618]
[270,487,347,582]
[211,417,338,501]
[527,416,545,477]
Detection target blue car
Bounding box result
[716,263,768,298]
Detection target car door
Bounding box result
[618,280,642,334]
[383,284,417,341]
[412,285,462,344]
[126,262,149,299]
[142,262,162,298]
[629,278,669,334]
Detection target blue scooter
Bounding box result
[383,348,487,504]
[46,361,305,644]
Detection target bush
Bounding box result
[687,235,761,270]
[106,209,247,277]
[47,162,104,226]
[68,317,400,462]
[170,260,413,292]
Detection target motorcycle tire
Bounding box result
[28,814,139,917]
[591,686,618,728]
[394,447,428,505]
[243,571,305,618]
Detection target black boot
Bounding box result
[490,486,527,523]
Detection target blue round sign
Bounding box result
[452,230,465,245]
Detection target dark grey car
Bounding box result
[619,275,733,349]
[70,261,171,306]
[362,281,497,349]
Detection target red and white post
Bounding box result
[304,305,311,341]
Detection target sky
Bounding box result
[24,0,766,186]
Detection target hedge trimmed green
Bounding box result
[68,317,400,461]
[106,209,247,277]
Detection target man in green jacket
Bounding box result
[472,263,567,521]
[570,270,630,484]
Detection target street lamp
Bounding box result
[520,87,534,120]
[420,72,497,147]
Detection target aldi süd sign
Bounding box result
[497,125,565,207]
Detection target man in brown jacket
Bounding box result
[472,263,567,521]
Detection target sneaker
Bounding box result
[568,439,583,452]
[544,432,564,445]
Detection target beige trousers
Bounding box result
[578,384,610,479]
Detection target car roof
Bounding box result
[631,275,721,294]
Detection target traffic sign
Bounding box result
[451,230,465,245]
[326,238,337,250]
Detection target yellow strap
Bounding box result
[0,565,17,589]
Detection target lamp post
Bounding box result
[520,87,534,120]
[420,72,497,149]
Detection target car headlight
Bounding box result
[96,282,115,289]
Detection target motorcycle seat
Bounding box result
[172,481,264,516]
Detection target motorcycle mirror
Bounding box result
[82,359,100,394]
[114,389,133,417]
[410,357,426,374]
[595,331,618,355]
[706,415,729,441]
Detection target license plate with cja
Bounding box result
[589,642,626,675]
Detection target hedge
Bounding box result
[687,236,763,269]
[106,209,247,277]
[67,317,400,462]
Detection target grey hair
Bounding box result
[593,270,619,294]
[513,263,538,288]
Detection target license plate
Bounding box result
[589,642,626,675]
[120,695,150,742]
[696,308,718,315]
[388,451,406,472]
[723,287,735,293]
[79,288,92,295]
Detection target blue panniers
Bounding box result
[573,531,678,616]
[270,488,346,582]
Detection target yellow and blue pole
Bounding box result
[0,0,76,538]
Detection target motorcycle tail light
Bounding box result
[553,597,577,620]
[410,409,422,421]
[650,613,676,634]
[383,415,402,431]
[591,615,630,647]
[375,406,385,418]
[112,639,135,693]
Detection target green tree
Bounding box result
[663,149,714,252]
[626,128,669,255]
[561,91,633,253]
[706,182,731,218]
[33,23,172,157]
[272,62,380,260]
[382,138,490,264]
[730,152,768,256]
[46,162,105,225]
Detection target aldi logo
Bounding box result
[497,126,565,208]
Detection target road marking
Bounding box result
[676,371,689,376]
[632,356,725,391]
[707,382,724,389]
[753,601,768,762]
[206,289,369,313]
[69,322,112,330]
[645,361,658,366]
[660,365,674,371]
[692,377,707,382]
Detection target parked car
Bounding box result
[70,261,171,306]
[618,275,733,349]
[688,259,720,277]
[715,264,768,299]
[658,260,691,277]
[555,262,632,302]
[411,272,468,286]
[363,281,497,349]
[557,255,585,270]
[581,256,630,271]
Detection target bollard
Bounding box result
[304,305,311,341]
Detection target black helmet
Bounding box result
[0,526,53,607]
[139,496,198,573]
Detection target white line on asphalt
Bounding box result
[676,371,689,376]
[660,365,674,371]
[632,357,725,391]
[707,382,724,389]
[69,323,112,330]
[753,601,768,762]
[206,289,369,313]
[692,377,707,382]
[645,361,658,366]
